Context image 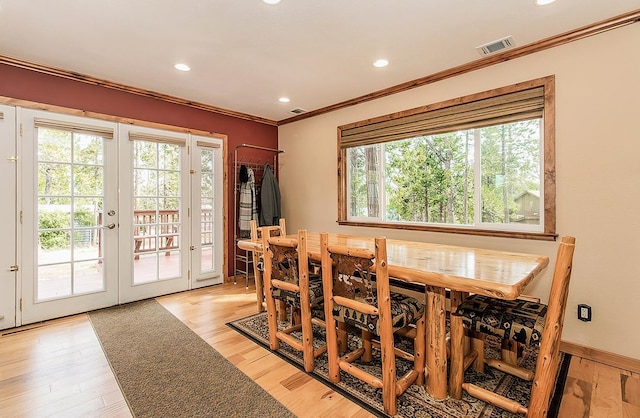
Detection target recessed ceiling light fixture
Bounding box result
[535,0,557,5]
[174,63,191,72]
[262,0,281,4]
[373,59,389,68]
[279,97,290,103]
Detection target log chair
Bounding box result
[449,236,576,418]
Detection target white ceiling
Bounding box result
[1,1,639,123]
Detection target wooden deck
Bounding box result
[37,208,214,300]
[37,248,208,300]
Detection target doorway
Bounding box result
[16,109,225,325]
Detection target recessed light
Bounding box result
[279,97,290,103]
[174,63,191,72]
[262,0,281,4]
[373,59,389,68]
[535,0,556,5]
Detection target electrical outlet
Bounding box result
[578,304,592,322]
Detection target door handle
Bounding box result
[105,223,116,229]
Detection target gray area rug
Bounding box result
[228,311,570,418]
[89,299,295,418]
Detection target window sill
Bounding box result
[337,220,557,241]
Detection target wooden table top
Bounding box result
[238,232,549,300]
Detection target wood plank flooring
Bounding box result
[0,282,637,417]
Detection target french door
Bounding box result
[190,136,224,288]
[20,110,119,324]
[0,105,17,330]
[118,125,190,302]
[117,127,224,302]
[17,110,225,324]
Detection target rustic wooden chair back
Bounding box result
[320,232,425,417]
[262,229,326,372]
[249,218,286,312]
[250,218,286,240]
[450,236,576,417]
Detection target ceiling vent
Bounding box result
[289,108,307,115]
[476,36,515,56]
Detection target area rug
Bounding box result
[228,311,570,418]
[89,299,295,418]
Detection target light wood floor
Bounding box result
[0,282,638,417]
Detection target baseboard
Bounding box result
[226,274,255,284]
[560,340,640,374]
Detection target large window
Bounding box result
[339,77,556,240]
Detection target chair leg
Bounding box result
[277,300,287,321]
[527,327,564,417]
[252,253,265,312]
[337,321,348,354]
[380,320,397,417]
[470,330,485,372]
[414,309,426,386]
[325,314,341,383]
[502,339,518,366]
[449,313,465,400]
[265,294,280,351]
[291,306,301,327]
[362,330,373,362]
[301,304,315,373]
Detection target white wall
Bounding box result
[278,23,640,360]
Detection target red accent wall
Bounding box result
[0,63,278,279]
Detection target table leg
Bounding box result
[449,290,470,355]
[449,290,467,400]
[426,285,448,399]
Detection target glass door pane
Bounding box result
[132,141,182,283]
[200,148,214,272]
[37,130,106,300]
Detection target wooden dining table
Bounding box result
[238,232,550,400]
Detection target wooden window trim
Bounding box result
[337,76,557,241]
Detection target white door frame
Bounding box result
[0,105,17,330]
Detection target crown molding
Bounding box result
[0,56,278,126]
[278,9,640,125]
[2,9,637,128]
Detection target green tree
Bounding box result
[480,120,540,223]
[385,132,473,224]
[347,119,540,227]
[38,128,105,249]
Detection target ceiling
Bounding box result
[1,1,639,123]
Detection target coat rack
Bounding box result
[233,144,284,288]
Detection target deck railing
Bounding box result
[98,209,213,259]
[133,209,180,259]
